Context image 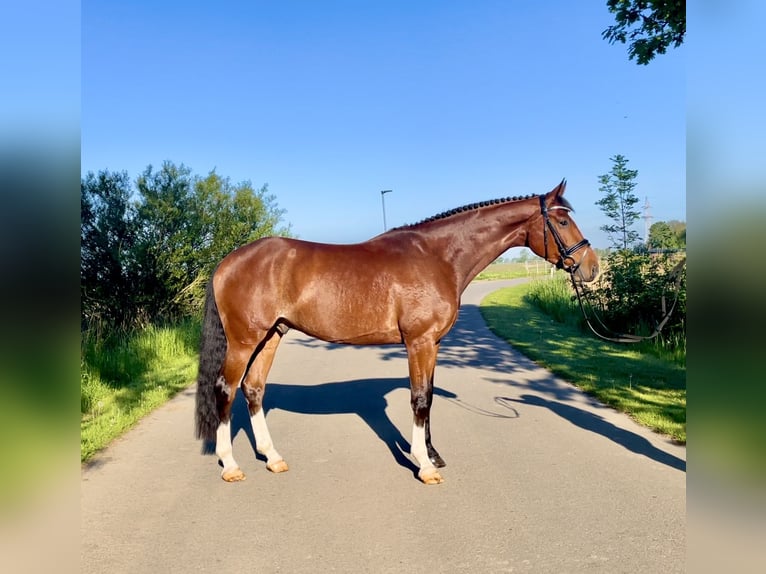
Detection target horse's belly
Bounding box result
[298,318,402,346]
[285,267,452,345]
[327,329,402,345]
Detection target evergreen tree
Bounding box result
[595,154,641,250]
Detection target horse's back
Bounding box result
[218,235,422,282]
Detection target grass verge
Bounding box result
[81,320,200,462]
[480,280,686,442]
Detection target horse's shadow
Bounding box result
[229,377,457,475]
[496,394,686,472]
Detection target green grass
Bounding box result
[81,320,201,461]
[480,280,686,442]
[527,275,686,365]
[524,273,582,327]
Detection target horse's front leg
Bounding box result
[406,338,444,485]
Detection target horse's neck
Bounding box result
[425,200,537,293]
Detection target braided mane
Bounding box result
[395,193,538,230]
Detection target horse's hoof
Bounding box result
[221,467,246,482]
[267,459,289,473]
[430,454,446,468]
[419,468,444,485]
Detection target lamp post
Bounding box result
[380,189,393,231]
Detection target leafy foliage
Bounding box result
[590,249,686,345]
[648,220,684,250]
[666,219,686,247]
[81,162,291,328]
[81,170,138,327]
[602,0,686,65]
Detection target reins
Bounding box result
[538,194,685,344]
[567,257,686,344]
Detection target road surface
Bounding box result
[81,280,686,573]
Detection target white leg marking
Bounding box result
[411,420,433,471]
[412,418,443,483]
[250,409,285,470]
[215,420,239,475]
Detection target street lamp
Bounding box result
[380,189,393,231]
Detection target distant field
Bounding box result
[474,260,555,281]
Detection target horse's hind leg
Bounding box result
[241,330,289,474]
[406,338,444,485]
[215,343,254,482]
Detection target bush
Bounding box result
[588,249,686,346]
[81,163,291,330]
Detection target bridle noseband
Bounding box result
[539,195,590,274]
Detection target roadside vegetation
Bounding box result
[81,320,200,461]
[81,162,290,462]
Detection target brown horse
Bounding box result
[195,180,599,484]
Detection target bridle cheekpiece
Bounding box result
[539,194,590,274]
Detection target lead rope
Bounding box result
[569,256,686,344]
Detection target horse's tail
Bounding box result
[195,277,227,442]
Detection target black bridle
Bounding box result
[539,195,590,274]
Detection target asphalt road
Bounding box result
[81,279,686,573]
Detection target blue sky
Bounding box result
[81,1,686,249]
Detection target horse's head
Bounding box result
[527,180,600,282]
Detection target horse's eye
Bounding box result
[559,219,569,227]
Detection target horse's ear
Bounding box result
[548,178,567,199]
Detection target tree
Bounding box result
[81,170,137,327]
[595,154,641,250]
[666,219,686,247]
[179,171,290,314]
[514,249,531,263]
[602,0,686,65]
[648,221,680,250]
[133,162,197,322]
[81,162,291,328]
[192,171,289,268]
[133,162,292,321]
